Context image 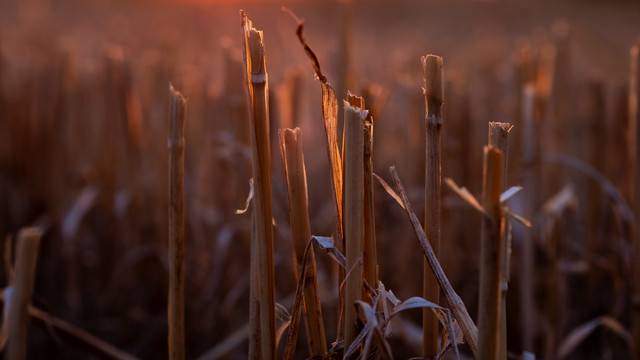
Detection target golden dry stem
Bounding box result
[488,121,513,360]
[343,99,367,353]
[363,119,378,302]
[478,146,505,360]
[241,11,276,360]
[279,128,327,357]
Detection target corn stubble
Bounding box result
[279,127,327,358]
[478,146,505,360]
[6,228,41,360]
[488,121,513,360]
[4,4,640,360]
[422,54,444,359]
[342,98,368,353]
[631,41,640,360]
[241,11,276,360]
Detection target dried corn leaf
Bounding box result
[557,316,631,359]
[387,297,460,360]
[376,282,393,338]
[284,7,343,240]
[344,301,392,360]
[390,297,444,318]
[374,173,404,209]
[543,153,633,224]
[499,186,522,203]
[275,314,291,352]
[439,319,464,355]
[444,178,486,216]
[504,209,532,228]
[312,235,346,269]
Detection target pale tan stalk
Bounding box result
[363,117,377,301]
[7,228,42,360]
[279,128,327,357]
[390,167,479,358]
[241,11,275,359]
[630,42,640,360]
[168,84,187,360]
[343,100,367,353]
[422,54,443,358]
[478,146,505,360]
[488,122,513,360]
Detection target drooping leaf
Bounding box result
[499,186,522,203]
[374,173,405,209]
[444,178,486,216]
[312,235,346,269]
[390,297,444,318]
[504,208,532,227]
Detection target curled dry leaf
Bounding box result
[234,178,254,215]
[312,235,346,269]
